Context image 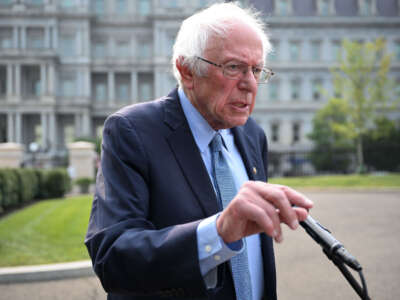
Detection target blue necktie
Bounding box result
[210,133,253,300]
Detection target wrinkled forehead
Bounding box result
[203,22,264,64]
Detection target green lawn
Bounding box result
[269,173,400,188]
[0,174,399,267]
[0,195,92,267]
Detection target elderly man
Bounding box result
[85,3,313,300]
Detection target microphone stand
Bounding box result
[300,220,371,300]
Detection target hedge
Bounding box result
[0,168,71,214]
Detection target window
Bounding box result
[290,79,301,100]
[60,72,76,97]
[21,66,41,97]
[268,81,279,101]
[115,73,131,102]
[271,123,280,143]
[395,41,400,61]
[138,0,151,16]
[64,125,75,145]
[395,78,400,98]
[93,0,104,15]
[319,0,330,15]
[34,124,42,145]
[359,0,373,15]
[276,0,290,16]
[92,73,108,102]
[164,0,177,8]
[166,32,176,57]
[268,40,279,62]
[198,0,209,8]
[331,40,341,61]
[311,40,321,61]
[116,40,130,57]
[116,0,127,14]
[60,0,76,8]
[138,73,153,101]
[0,27,12,49]
[0,66,6,97]
[59,33,76,56]
[28,0,44,5]
[27,27,45,49]
[312,79,322,100]
[138,39,151,58]
[93,40,106,58]
[289,41,301,61]
[292,123,301,143]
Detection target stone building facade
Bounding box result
[0,0,399,167]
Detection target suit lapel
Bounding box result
[163,90,220,217]
[232,125,264,181]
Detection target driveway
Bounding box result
[1,190,399,300]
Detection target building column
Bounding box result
[13,27,18,49]
[76,30,82,56]
[131,71,138,102]
[7,113,14,142]
[40,63,47,96]
[82,110,91,137]
[52,25,58,50]
[6,64,13,97]
[49,112,56,152]
[45,26,50,49]
[20,26,26,49]
[85,69,91,98]
[108,71,115,106]
[48,63,55,96]
[41,112,48,149]
[15,112,22,144]
[15,64,21,99]
[280,119,292,146]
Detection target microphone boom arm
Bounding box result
[300,215,371,300]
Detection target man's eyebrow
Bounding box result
[225,59,264,67]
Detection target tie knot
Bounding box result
[210,133,223,153]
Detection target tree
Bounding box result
[308,98,354,173]
[363,117,400,171]
[329,38,398,172]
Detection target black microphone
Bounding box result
[300,215,361,271]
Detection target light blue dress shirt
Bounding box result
[178,88,264,300]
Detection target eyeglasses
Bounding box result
[195,56,274,84]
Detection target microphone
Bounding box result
[300,215,361,271]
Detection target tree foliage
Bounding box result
[363,117,400,171]
[308,98,354,172]
[310,38,399,173]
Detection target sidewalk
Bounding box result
[0,260,94,284]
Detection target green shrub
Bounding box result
[43,169,71,198]
[33,169,46,200]
[75,177,93,194]
[14,168,38,204]
[0,169,19,209]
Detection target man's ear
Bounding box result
[176,57,194,90]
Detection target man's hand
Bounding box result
[216,181,314,244]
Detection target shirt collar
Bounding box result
[178,88,231,153]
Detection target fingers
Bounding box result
[217,181,314,244]
[251,182,309,230]
[269,183,314,210]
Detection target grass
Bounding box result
[0,195,92,267]
[269,173,400,188]
[0,173,399,267]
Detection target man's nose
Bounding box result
[239,67,257,87]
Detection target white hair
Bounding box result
[172,1,272,86]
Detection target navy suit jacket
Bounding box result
[85,89,277,300]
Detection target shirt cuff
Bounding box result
[197,214,244,288]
